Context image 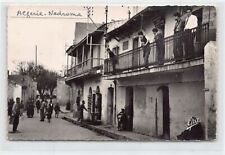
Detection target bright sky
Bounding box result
[7,5,143,73]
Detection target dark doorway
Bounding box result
[157,86,170,139]
[125,87,134,131]
[107,87,114,125]
[132,37,139,68]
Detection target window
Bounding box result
[122,40,129,51]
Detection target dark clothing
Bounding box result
[54,104,60,118]
[12,102,20,132]
[36,100,41,113]
[27,102,34,118]
[143,42,151,67]
[13,115,19,132]
[108,50,117,73]
[183,29,194,59]
[117,111,127,131]
[8,100,14,116]
[173,19,185,61]
[154,32,165,65]
[177,123,204,140]
[46,105,52,122]
[40,101,46,121]
[77,104,87,122]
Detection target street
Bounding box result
[8,111,113,141]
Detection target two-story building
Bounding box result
[103,6,216,140]
[65,21,125,124]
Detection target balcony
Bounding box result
[66,58,104,81]
[104,23,209,75]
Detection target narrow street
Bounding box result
[8,111,113,141]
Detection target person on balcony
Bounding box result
[152,28,165,65]
[173,12,185,62]
[138,31,151,68]
[107,48,117,73]
[183,7,198,60]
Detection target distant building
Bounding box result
[8,74,37,106]
[8,80,22,101]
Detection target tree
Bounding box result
[16,61,58,99]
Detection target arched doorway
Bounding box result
[107,85,114,125]
[87,87,92,120]
[95,86,102,121]
[157,86,170,139]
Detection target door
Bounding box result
[107,87,114,125]
[132,37,139,67]
[125,87,134,131]
[157,86,170,139]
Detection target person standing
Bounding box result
[77,100,87,122]
[138,31,151,68]
[152,28,165,65]
[8,98,14,117]
[183,7,198,59]
[107,48,117,74]
[46,102,52,123]
[173,12,185,62]
[11,97,21,133]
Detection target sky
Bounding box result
[7,5,143,74]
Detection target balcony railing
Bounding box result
[104,23,209,74]
[67,58,104,78]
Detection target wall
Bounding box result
[56,78,70,106]
[82,76,114,124]
[204,41,217,140]
[116,66,204,139]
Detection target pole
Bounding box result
[35,45,37,70]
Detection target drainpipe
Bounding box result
[113,80,117,126]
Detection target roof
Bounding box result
[105,6,167,40]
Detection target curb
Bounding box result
[62,116,134,141]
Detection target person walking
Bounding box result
[173,12,185,62]
[11,97,21,133]
[35,98,41,114]
[8,98,14,117]
[138,31,151,68]
[46,102,52,123]
[40,98,46,121]
[54,102,60,118]
[152,28,165,65]
[77,100,87,122]
[183,7,198,59]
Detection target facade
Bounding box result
[8,80,22,101]
[8,74,37,107]
[103,6,216,140]
[65,21,125,124]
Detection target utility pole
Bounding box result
[128,6,131,19]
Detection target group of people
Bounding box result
[8,96,62,133]
[39,98,61,123]
[107,7,198,72]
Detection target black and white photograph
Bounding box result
[6,5,217,142]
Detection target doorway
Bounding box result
[132,37,139,68]
[157,86,170,139]
[125,87,134,131]
[107,87,114,125]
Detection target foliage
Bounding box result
[17,61,58,98]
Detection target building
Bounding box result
[103,6,216,140]
[8,80,22,101]
[65,21,124,124]
[8,74,37,107]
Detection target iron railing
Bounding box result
[67,58,104,77]
[104,23,209,74]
